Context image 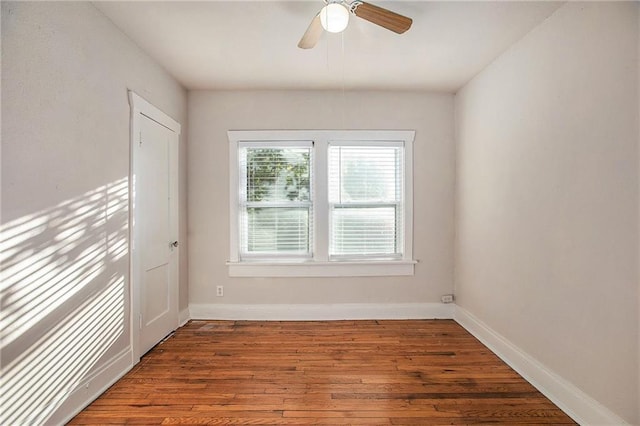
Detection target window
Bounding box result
[329,143,404,259]
[228,130,415,277]
[238,142,313,259]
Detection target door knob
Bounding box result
[170,241,179,248]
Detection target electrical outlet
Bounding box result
[216,286,224,297]
[441,294,454,304]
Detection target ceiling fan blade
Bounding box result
[351,1,412,34]
[298,13,323,49]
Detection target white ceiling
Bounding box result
[94,1,563,92]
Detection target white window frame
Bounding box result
[228,130,416,277]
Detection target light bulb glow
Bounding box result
[320,3,349,33]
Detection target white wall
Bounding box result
[1,2,187,423]
[455,2,639,423]
[188,91,454,311]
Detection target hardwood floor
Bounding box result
[70,320,576,425]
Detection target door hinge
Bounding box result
[139,313,143,329]
[139,131,143,146]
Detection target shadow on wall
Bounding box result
[0,177,129,424]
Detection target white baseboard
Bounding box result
[454,306,628,426]
[189,302,454,321]
[179,308,190,326]
[46,348,133,425]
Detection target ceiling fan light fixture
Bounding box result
[320,3,349,33]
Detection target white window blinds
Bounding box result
[238,142,313,259]
[328,142,404,259]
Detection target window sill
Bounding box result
[226,260,417,277]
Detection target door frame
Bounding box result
[128,91,181,362]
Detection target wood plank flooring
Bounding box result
[70,320,576,425]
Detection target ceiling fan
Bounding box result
[298,0,413,49]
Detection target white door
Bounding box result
[131,93,180,358]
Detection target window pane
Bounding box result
[328,144,404,258]
[245,148,310,202]
[239,145,313,258]
[331,207,397,256]
[245,207,310,254]
[329,146,401,203]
